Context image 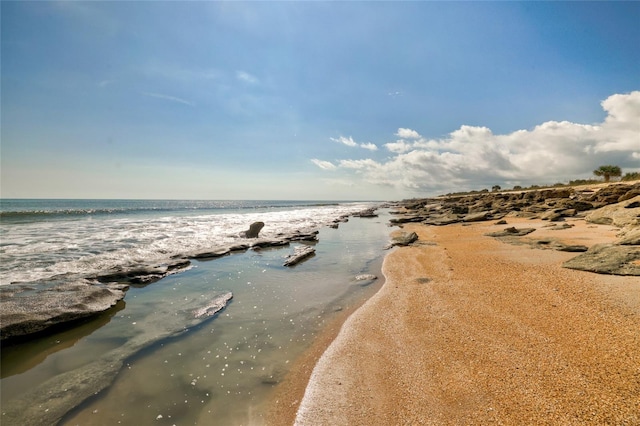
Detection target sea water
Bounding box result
[0,200,393,425]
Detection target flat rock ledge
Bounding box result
[283,245,316,266]
[563,244,640,276]
[1,290,233,426]
[0,281,128,342]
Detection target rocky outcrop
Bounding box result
[240,221,265,238]
[390,183,640,276]
[563,244,640,276]
[1,281,128,341]
[283,245,316,266]
[1,290,233,426]
[390,183,640,228]
[585,195,640,227]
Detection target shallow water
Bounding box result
[1,211,392,425]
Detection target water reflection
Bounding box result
[1,300,126,379]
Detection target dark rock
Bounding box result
[563,244,640,276]
[1,281,128,341]
[486,227,536,237]
[241,221,265,238]
[353,207,378,218]
[94,259,191,285]
[587,184,634,204]
[283,245,316,266]
[283,230,319,242]
[451,205,469,215]
[556,245,589,252]
[389,214,426,224]
[250,239,290,249]
[495,220,508,225]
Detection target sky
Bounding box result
[1,1,639,201]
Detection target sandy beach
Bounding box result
[268,217,640,425]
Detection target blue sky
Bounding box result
[2,1,639,200]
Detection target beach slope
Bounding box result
[291,220,640,425]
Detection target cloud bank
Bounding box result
[313,91,640,196]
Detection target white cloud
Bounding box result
[236,70,259,85]
[395,128,421,139]
[331,136,377,150]
[385,140,413,154]
[338,159,380,170]
[360,142,378,151]
[313,91,640,196]
[311,159,337,170]
[331,136,358,147]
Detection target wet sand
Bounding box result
[268,219,640,425]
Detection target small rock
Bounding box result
[355,274,377,281]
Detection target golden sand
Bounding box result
[268,219,640,425]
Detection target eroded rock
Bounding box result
[563,244,640,276]
[283,245,316,266]
[1,281,128,341]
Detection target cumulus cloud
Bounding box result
[385,140,414,154]
[310,159,336,170]
[331,136,378,150]
[313,91,640,196]
[360,142,378,151]
[395,128,421,139]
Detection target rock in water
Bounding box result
[193,292,233,318]
[241,221,265,238]
[1,290,233,426]
[355,274,377,281]
[0,281,129,341]
[283,245,316,266]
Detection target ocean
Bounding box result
[0,199,393,425]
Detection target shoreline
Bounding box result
[271,217,640,425]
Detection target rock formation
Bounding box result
[283,245,316,266]
[1,281,128,341]
[1,290,233,425]
[240,221,265,238]
[389,182,640,276]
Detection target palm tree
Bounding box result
[593,165,622,183]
